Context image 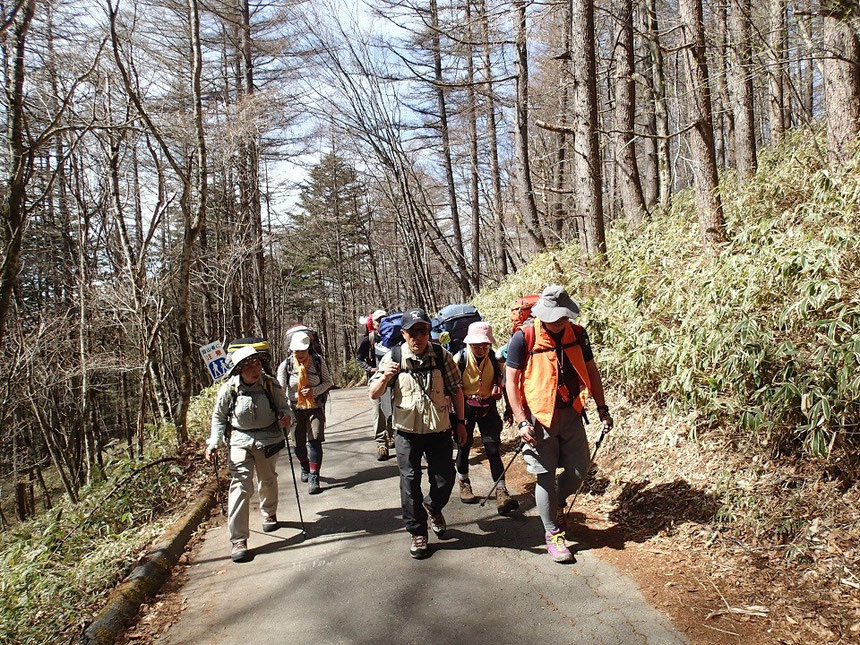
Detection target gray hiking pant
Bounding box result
[522,407,590,533]
[373,390,394,446]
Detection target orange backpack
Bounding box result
[510,295,540,334]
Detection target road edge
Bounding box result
[81,482,218,645]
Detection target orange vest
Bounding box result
[520,319,591,427]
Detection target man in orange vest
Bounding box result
[504,285,614,563]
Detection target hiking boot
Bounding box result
[555,505,568,533]
[410,534,429,559]
[262,514,279,532]
[459,479,477,504]
[423,503,446,537]
[300,468,309,483]
[231,540,250,563]
[376,444,389,461]
[308,473,321,495]
[545,530,574,563]
[496,485,519,516]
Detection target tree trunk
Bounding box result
[768,0,787,143]
[716,0,736,168]
[175,0,209,444]
[730,0,758,179]
[238,0,267,337]
[679,0,727,248]
[570,0,607,259]
[480,0,507,278]
[0,0,36,353]
[551,0,573,237]
[465,0,481,290]
[614,0,648,226]
[512,0,546,250]
[430,0,471,297]
[822,1,860,167]
[645,0,672,208]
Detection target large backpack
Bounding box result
[225,373,280,439]
[510,295,540,335]
[437,304,481,356]
[227,337,273,375]
[282,351,330,407]
[377,312,404,350]
[284,324,324,357]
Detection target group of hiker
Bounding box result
[205,285,614,565]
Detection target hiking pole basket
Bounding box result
[563,427,609,524]
[479,441,524,507]
[285,439,306,535]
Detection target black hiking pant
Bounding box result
[394,429,455,536]
[456,405,504,482]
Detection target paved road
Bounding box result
[159,388,687,645]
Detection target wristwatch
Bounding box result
[456,418,466,424]
[518,419,533,430]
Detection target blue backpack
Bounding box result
[438,304,482,356]
[377,312,404,349]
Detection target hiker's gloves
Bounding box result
[597,405,614,432]
[518,419,537,447]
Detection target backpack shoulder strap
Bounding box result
[433,343,444,369]
[457,351,466,373]
[391,344,402,365]
[489,352,500,382]
[254,375,277,415]
[524,325,536,355]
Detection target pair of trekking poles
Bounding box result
[211,437,307,536]
[479,425,609,525]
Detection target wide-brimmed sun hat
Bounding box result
[371,309,387,321]
[229,345,265,376]
[463,321,495,345]
[531,285,580,323]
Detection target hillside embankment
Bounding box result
[475,129,860,643]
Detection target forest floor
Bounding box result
[496,394,860,645]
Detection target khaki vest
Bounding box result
[391,347,451,434]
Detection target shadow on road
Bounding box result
[566,477,719,552]
[319,462,399,491]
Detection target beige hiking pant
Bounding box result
[227,443,279,542]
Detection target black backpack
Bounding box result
[437,304,482,356]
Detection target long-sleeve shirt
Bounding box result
[277,353,333,407]
[208,374,290,450]
[355,333,378,374]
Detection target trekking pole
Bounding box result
[479,441,524,507]
[212,450,226,516]
[563,427,609,524]
[285,441,307,535]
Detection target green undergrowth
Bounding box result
[0,392,216,644]
[475,128,860,461]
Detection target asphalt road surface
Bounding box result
[158,387,687,645]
